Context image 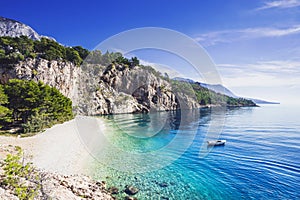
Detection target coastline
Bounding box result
[0,117,116,199]
[0,117,102,175]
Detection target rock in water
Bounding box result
[158,182,168,187]
[124,186,139,195]
[108,186,119,194]
[125,196,138,200]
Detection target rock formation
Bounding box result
[0,16,55,41]
[0,56,200,115]
[0,58,79,100]
[0,16,40,40]
[77,63,199,115]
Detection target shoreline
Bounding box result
[0,117,116,199]
[0,117,104,175]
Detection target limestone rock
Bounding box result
[0,16,55,41]
[78,63,199,115]
[0,58,79,100]
[125,196,138,200]
[124,185,139,195]
[108,186,119,194]
[0,16,40,40]
[0,57,199,115]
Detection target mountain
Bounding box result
[0,16,56,41]
[174,77,279,104]
[0,16,41,40]
[199,82,279,104]
[247,98,280,104]
[198,83,238,98]
[173,77,195,84]
[173,77,237,98]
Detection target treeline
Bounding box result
[171,80,256,106]
[0,79,73,134]
[192,83,255,106]
[0,36,88,65]
[85,50,140,67]
[0,36,140,67]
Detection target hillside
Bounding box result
[174,77,279,104]
[0,36,256,118]
[0,17,257,133]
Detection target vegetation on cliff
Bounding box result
[0,36,85,65]
[190,82,256,106]
[0,35,256,132]
[0,79,73,134]
[0,36,139,68]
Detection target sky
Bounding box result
[1,0,300,105]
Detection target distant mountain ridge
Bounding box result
[0,16,55,41]
[0,16,40,40]
[173,77,279,104]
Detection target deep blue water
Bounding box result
[85,105,300,199]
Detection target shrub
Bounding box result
[2,146,40,200]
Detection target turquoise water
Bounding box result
[86,105,300,199]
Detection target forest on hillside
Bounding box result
[0,36,256,134]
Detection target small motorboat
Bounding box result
[207,140,226,146]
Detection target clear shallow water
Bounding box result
[88,105,300,199]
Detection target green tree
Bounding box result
[3,79,73,133]
[130,56,140,67]
[0,85,12,127]
[72,46,89,60]
[4,79,41,123]
[66,47,82,66]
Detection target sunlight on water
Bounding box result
[87,105,300,199]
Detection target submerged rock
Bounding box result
[125,196,138,200]
[124,185,139,195]
[108,186,119,194]
[158,182,168,187]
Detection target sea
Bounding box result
[78,105,300,199]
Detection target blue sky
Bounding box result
[2,0,300,104]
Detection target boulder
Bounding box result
[124,185,139,195]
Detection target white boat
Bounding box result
[207,140,226,146]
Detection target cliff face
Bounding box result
[77,64,199,115]
[0,58,79,100]
[0,59,199,115]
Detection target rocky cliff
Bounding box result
[77,63,199,115]
[0,57,199,115]
[0,58,79,100]
[0,17,255,116]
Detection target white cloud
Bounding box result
[216,60,300,104]
[195,25,300,46]
[217,60,300,87]
[256,0,300,10]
